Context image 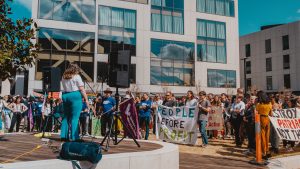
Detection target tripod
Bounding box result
[100,87,140,151]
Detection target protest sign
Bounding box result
[270,108,300,141]
[120,98,140,139]
[207,106,224,130]
[157,105,198,145]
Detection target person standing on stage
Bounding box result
[101,88,116,136]
[61,63,88,141]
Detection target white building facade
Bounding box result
[240,21,300,94]
[13,0,240,96]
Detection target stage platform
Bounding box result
[0,134,179,169]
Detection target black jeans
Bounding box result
[34,115,42,132]
[80,116,89,135]
[246,122,255,150]
[9,112,22,132]
[101,114,113,136]
[231,115,243,146]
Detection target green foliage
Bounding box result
[0,0,38,81]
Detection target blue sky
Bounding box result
[239,0,300,36]
[8,0,300,36]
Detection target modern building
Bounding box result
[2,0,240,96]
[240,21,300,94]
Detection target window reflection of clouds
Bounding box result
[38,0,96,24]
[207,69,236,88]
[150,39,195,86]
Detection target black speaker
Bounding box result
[108,50,131,88]
[42,67,61,92]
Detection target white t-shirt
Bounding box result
[62,74,84,92]
[185,98,198,107]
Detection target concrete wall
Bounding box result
[240,21,300,93]
[1,140,179,169]
[0,80,10,96]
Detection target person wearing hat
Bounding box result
[198,91,211,147]
[101,88,116,136]
[60,63,89,141]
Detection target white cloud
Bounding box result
[16,0,32,11]
[297,9,300,14]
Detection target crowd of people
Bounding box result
[1,64,300,160]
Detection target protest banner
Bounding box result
[119,98,140,139]
[157,105,198,145]
[207,106,224,130]
[269,108,300,141]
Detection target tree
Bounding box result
[0,0,38,81]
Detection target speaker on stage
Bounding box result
[42,67,61,92]
[108,50,131,88]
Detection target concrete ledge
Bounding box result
[1,140,179,169]
[268,155,300,169]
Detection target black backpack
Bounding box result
[60,142,102,164]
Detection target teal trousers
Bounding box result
[61,91,82,141]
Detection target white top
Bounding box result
[62,74,84,92]
[11,103,28,113]
[185,98,198,107]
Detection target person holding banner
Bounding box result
[61,63,89,141]
[256,91,273,159]
[198,91,211,147]
[137,93,152,140]
[185,91,197,107]
[282,98,295,152]
[163,92,176,108]
[269,94,280,154]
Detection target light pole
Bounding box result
[240,57,248,94]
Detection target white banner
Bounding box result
[157,105,198,145]
[207,106,224,130]
[270,108,300,141]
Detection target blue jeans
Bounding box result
[199,120,208,145]
[0,112,3,130]
[61,91,82,141]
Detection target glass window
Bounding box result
[245,61,251,74]
[282,35,289,50]
[150,39,195,86]
[38,0,96,24]
[151,0,184,34]
[197,19,226,63]
[36,28,95,82]
[119,0,148,4]
[245,44,250,57]
[207,69,236,88]
[283,54,290,69]
[98,6,136,56]
[197,0,235,17]
[246,78,251,91]
[265,39,271,53]
[284,74,291,89]
[266,58,272,72]
[266,76,272,90]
